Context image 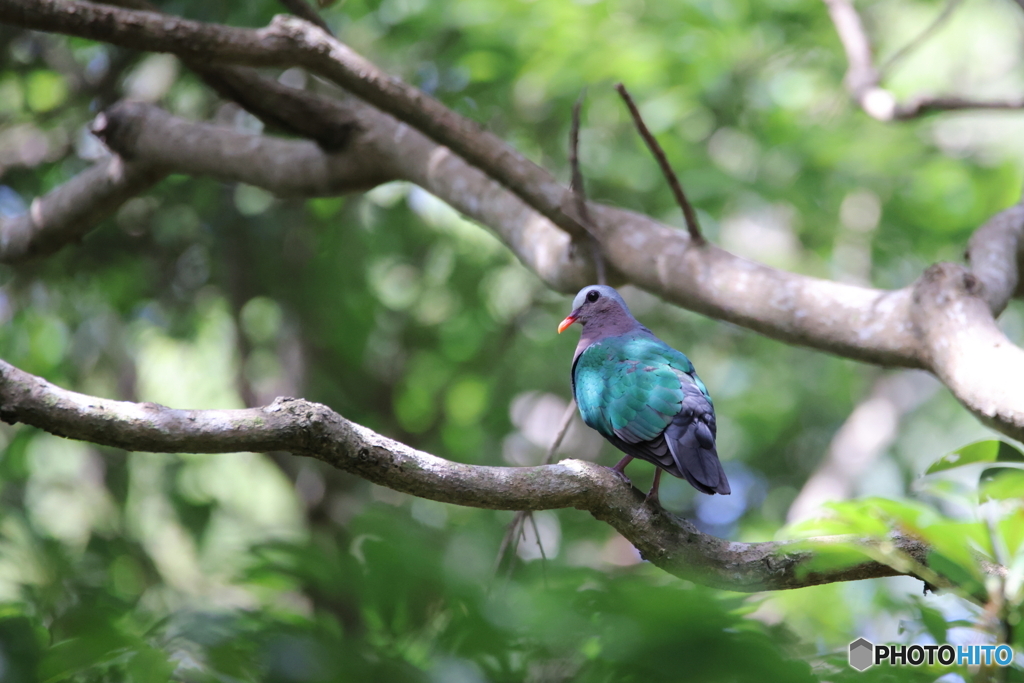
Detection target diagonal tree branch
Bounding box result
[0,0,590,240]
[0,357,936,592]
[0,156,165,262]
[94,0,358,150]
[615,83,704,246]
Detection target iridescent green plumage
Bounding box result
[562,285,729,498]
[574,333,709,441]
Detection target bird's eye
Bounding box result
[586,290,600,303]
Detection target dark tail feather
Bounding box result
[666,417,730,495]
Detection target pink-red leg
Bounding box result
[645,468,663,504]
[610,455,634,484]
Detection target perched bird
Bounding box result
[558,285,730,501]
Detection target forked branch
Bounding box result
[822,0,1024,120]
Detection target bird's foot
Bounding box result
[644,469,663,507]
[609,455,634,485]
[607,467,632,485]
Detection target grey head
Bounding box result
[558,285,646,348]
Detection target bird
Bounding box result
[558,285,730,502]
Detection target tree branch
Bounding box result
[615,83,704,245]
[568,91,606,286]
[0,0,589,240]
[878,0,963,78]
[91,101,390,195]
[0,156,165,263]
[893,95,1024,120]
[94,0,358,150]
[276,0,331,35]
[0,357,934,592]
[821,0,1024,120]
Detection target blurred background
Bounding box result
[1,0,1023,680]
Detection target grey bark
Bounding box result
[0,358,932,592]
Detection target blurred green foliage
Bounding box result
[2,0,1024,679]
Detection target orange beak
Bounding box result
[557,313,578,334]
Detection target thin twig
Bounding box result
[505,518,528,581]
[491,513,524,579]
[543,398,578,466]
[527,511,550,589]
[879,0,962,78]
[615,83,704,245]
[569,89,606,285]
[491,399,578,579]
[277,0,333,34]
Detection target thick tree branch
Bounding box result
[92,101,390,195]
[190,64,359,151]
[912,262,1024,439]
[0,357,934,592]
[79,104,926,366]
[822,0,1024,120]
[95,0,358,150]
[0,156,165,263]
[0,0,589,240]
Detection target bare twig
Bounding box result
[879,0,963,78]
[543,399,578,466]
[277,0,332,34]
[614,83,704,245]
[568,92,606,286]
[527,511,549,588]
[493,399,578,579]
[893,95,1024,120]
[491,512,526,579]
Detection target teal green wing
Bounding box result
[573,335,703,445]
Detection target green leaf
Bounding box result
[927,551,988,604]
[980,468,1024,501]
[911,596,948,643]
[126,646,175,683]
[25,70,67,112]
[917,521,991,570]
[926,440,1024,474]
